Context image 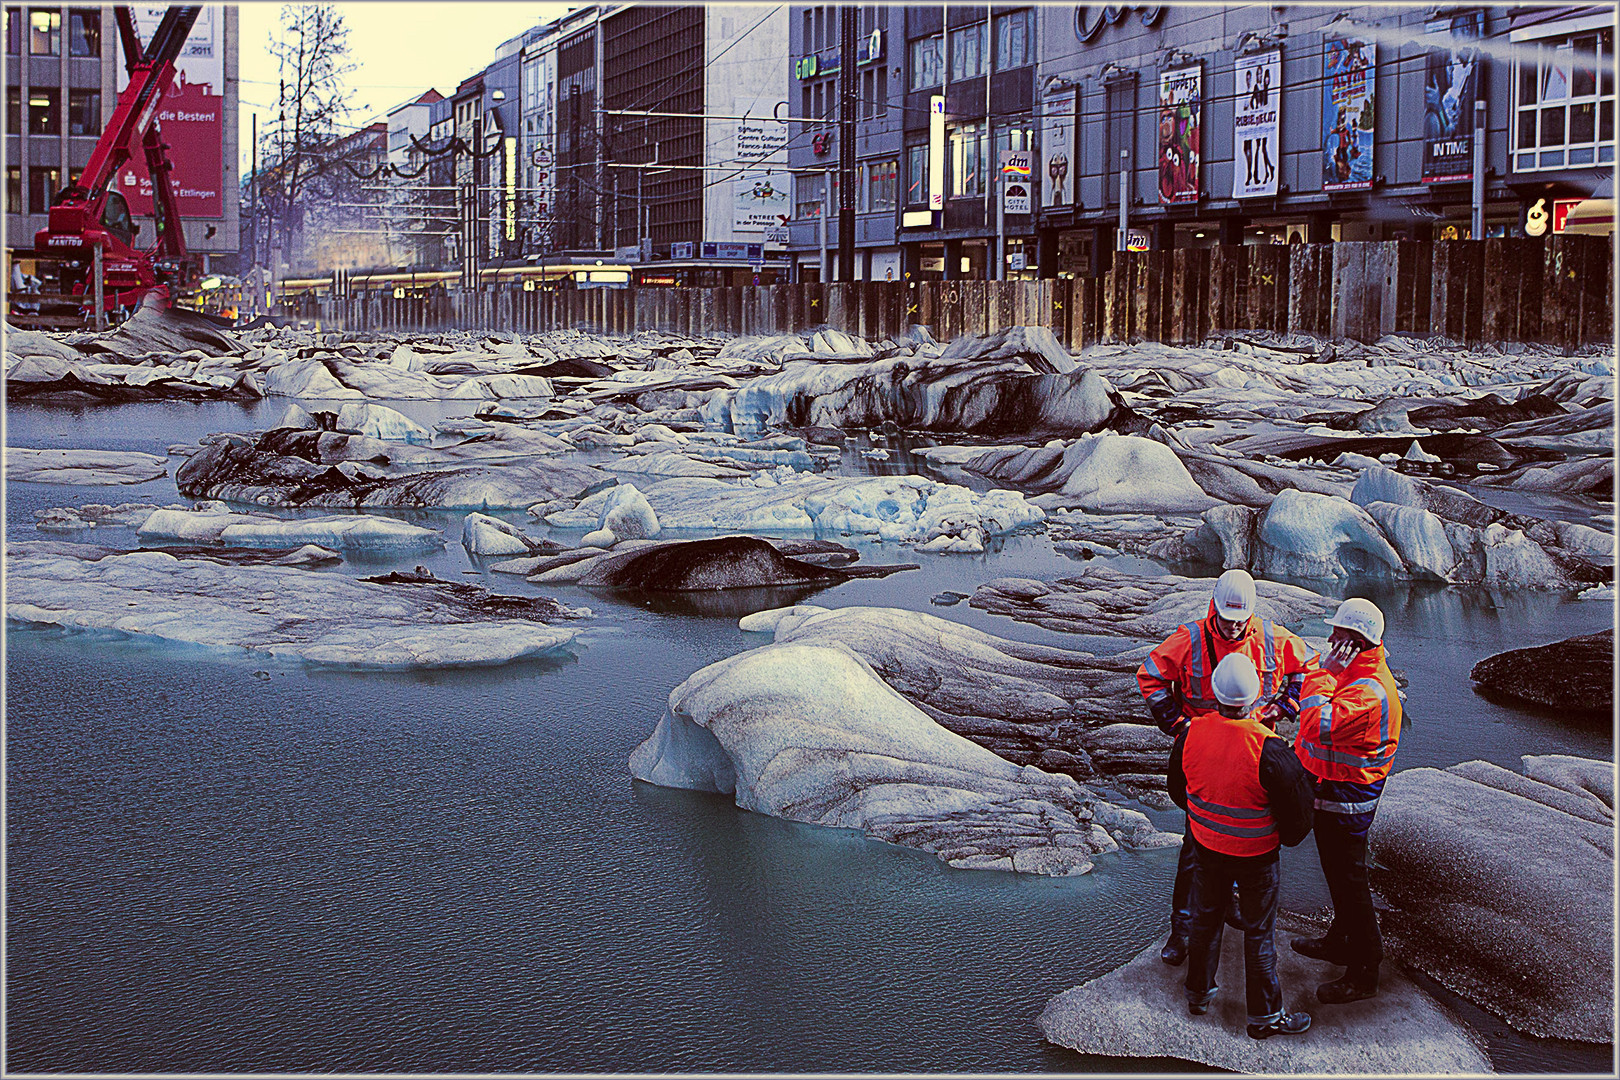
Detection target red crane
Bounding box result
[16,5,204,328]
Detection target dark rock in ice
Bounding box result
[931,591,969,606]
[360,567,589,621]
[1222,429,1524,474]
[937,325,1077,374]
[73,295,246,360]
[510,356,615,381]
[576,536,854,591]
[1406,392,1566,431]
[1373,754,1614,1042]
[176,428,606,509]
[1469,629,1613,715]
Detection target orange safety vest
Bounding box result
[1138,601,1315,718]
[1183,711,1280,857]
[1295,645,1403,783]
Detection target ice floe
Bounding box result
[137,503,444,552]
[1038,911,1493,1074]
[630,622,1179,875]
[6,448,170,485]
[6,541,579,668]
[1373,754,1614,1042]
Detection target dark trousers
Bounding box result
[1170,827,1197,939]
[1184,839,1283,1025]
[1314,810,1383,979]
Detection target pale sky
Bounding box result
[237,2,573,171]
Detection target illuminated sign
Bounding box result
[795,55,818,79]
[929,95,945,210]
[1553,198,1581,233]
[857,29,884,66]
[1001,150,1032,215]
[1074,5,1166,43]
[504,137,518,242]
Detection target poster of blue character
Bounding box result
[1322,30,1375,190]
[1422,11,1485,183]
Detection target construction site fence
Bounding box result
[303,236,1613,350]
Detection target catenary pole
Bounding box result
[837,3,856,282]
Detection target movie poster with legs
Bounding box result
[1158,65,1202,205]
[1234,50,1281,199]
[1322,31,1375,191]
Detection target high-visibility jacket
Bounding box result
[1180,711,1281,857]
[1295,645,1403,785]
[1137,601,1317,732]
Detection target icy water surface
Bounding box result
[5,400,1613,1073]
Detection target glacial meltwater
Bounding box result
[6,400,1612,1073]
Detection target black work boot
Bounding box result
[1317,968,1379,1005]
[1160,933,1189,966]
[1247,1011,1312,1039]
[1290,934,1351,965]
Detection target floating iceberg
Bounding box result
[6,448,169,485]
[138,504,444,552]
[7,542,577,668]
[631,627,1178,876]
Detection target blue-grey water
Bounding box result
[5,399,1613,1073]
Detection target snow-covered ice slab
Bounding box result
[6,541,577,668]
[1373,754,1614,1043]
[543,471,1042,550]
[137,504,444,552]
[630,629,1179,876]
[6,448,169,485]
[1037,911,1493,1074]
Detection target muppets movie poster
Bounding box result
[1158,65,1202,204]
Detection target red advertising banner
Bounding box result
[116,6,224,219]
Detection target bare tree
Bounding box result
[258,4,361,272]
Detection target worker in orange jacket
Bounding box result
[1169,653,1316,1039]
[1138,568,1318,965]
[1290,597,1403,1004]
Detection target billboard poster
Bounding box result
[1000,150,1031,215]
[116,5,225,218]
[1422,11,1484,183]
[732,173,790,232]
[1233,50,1281,199]
[1040,83,1075,209]
[1322,30,1376,191]
[1157,65,1201,204]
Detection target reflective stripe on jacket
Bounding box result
[1295,645,1403,784]
[1137,600,1317,720]
[1182,711,1280,857]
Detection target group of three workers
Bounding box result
[1137,569,1403,1040]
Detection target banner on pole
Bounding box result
[1040,84,1075,208]
[1157,64,1202,204]
[1422,11,1484,183]
[1233,50,1281,199]
[1323,30,1376,190]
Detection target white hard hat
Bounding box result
[1212,653,1263,708]
[1212,569,1257,623]
[1329,597,1384,646]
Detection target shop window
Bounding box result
[950,22,986,81]
[906,143,928,205]
[29,7,60,55]
[68,8,98,56]
[69,89,99,135]
[993,10,1032,71]
[796,172,825,219]
[29,165,61,211]
[909,34,942,91]
[1513,25,1614,170]
[29,87,60,135]
[867,159,898,212]
[948,120,988,197]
